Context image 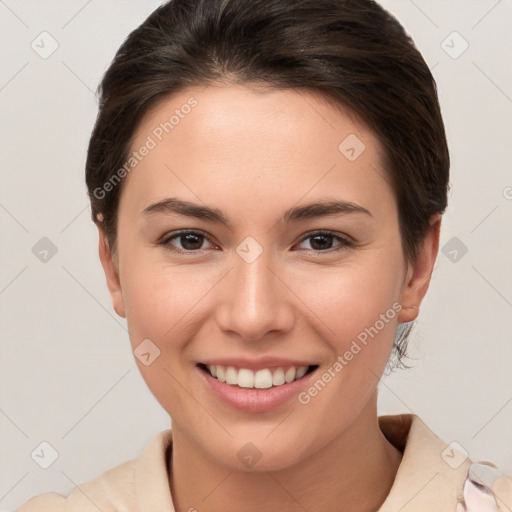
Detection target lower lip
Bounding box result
[197,365,317,413]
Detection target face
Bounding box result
[99,83,437,471]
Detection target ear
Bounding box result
[97,226,126,318]
[398,214,442,323]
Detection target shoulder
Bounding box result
[15,459,137,512]
[15,429,173,512]
[378,414,512,512]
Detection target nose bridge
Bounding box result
[216,243,293,340]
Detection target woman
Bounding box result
[16,0,512,510]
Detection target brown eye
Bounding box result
[159,230,215,253]
[296,231,353,252]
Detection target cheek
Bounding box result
[118,244,222,353]
[117,250,217,413]
[294,253,404,345]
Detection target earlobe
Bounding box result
[97,226,126,318]
[398,215,442,323]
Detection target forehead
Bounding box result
[133,83,377,157]
[122,83,396,222]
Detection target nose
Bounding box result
[215,249,295,342]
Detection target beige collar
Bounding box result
[133,414,471,512]
[378,413,470,511]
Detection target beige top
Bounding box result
[15,414,512,511]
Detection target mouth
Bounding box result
[197,363,318,389]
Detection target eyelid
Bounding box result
[158,229,218,251]
[158,228,354,254]
[295,230,354,252]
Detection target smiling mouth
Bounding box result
[198,363,318,389]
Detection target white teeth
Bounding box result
[284,367,296,383]
[237,368,254,388]
[272,368,285,386]
[225,366,238,385]
[204,364,311,389]
[254,369,273,389]
[295,366,307,379]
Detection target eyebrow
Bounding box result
[142,197,372,227]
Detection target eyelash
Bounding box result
[157,229,354,255]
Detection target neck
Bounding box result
[169,392,402,512]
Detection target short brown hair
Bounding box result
[85,0,450,369]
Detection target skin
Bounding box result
[98,83,441,512]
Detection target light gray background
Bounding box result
[1,0,511,509]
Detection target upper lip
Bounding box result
[199,357,318,371]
